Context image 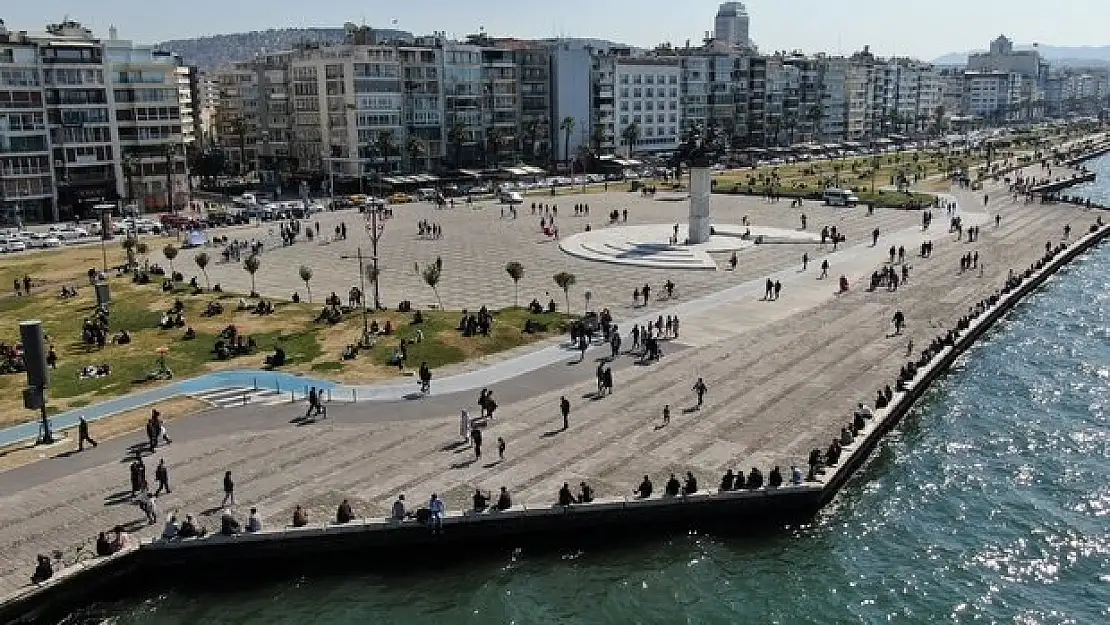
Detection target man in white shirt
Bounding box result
[246,507,263,532]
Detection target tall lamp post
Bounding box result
[366,206,385,311]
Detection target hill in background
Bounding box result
[158,27,408,69]
[934,44,1110,68]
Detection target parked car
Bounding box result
[0,237,27,253]
[28,233,63,248]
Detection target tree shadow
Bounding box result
[450,458,477,470]
[439,440,468,452]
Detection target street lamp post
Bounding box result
[366,207,385,310]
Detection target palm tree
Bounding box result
[121,235,138,269]
[486,127,504,168]
[621,122,641,158]
[194,252,210,289]
[376,131,397,175]
[783,112,798,145]
[422,263,442,309]
[229,117,249,174]
[505,261,524,308]
[162,244,179,278]
[405,135,425,173]
[243,254,261,297]
[448,122,467,168]
[560,116,576,169]
[807,104,823,142]
[552,271,576,314]
[298,265,314,302]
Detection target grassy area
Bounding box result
[0,243,571,428]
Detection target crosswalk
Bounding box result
[190,386,291,410]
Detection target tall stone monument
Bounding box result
[680,127,716,245]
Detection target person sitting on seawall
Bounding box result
[220,509,241,535]
[473,489,490,513]
[664,473,682,497]
[495,487,512,511]
[682,471,698,495]
[247,507,263,532]
[292,505,308,528]
[767,466,784,488]
[96,531,114,556]
[161,514,179,540]
[746,467,764,489]
[576,482,594,504]
[336,499,355,524]
[557,482,575,506]
[791,465,804,486]
[30,554,53,584]
[719,469,736,492]
[177,515,206,538]
[634,475,653,499]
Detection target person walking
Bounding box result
[892,310,905,335]
[221,471,235,506]
[802,253,809,271]
[471,425,483,459]
[497,437,506,460]
[560,396,570,431]
[661,404,671,427]
[77,416,97,451]
[305,387,318,418]
[773,280,782,301]
[692,378,707,409]
[820,259,829,279]
[154,459,171,495]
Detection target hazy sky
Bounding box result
[6,0,1109,60]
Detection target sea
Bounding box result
[72,168,1110,625]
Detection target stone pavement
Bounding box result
[161,191,923,313]
[0,179,1097,600]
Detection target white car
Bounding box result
[48,225,87,240]
[28,233,63,248]
[0,238,27,253]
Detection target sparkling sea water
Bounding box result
[81,209,1110,625]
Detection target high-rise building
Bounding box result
[0,19,187,223]
[714,2,750,48]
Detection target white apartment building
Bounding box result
[614,58,682,154]
[174,64,196,147]
[105,34,188,212]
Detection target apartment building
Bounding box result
[105,34,188,212]
[0,25,53,223]
[614,57,682,154]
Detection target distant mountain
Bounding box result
[157,27,411,70]
[934,45,1110,68]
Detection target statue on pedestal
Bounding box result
[680,126,716,245]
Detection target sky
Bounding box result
[5,0,1109,60]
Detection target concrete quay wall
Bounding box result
[1031,172,1097,194]
[4,223,1109,625]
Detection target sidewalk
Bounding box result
[0,202,974,449]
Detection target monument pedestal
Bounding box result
[688,167,713,244]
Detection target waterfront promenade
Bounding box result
[0,176,1100,599]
